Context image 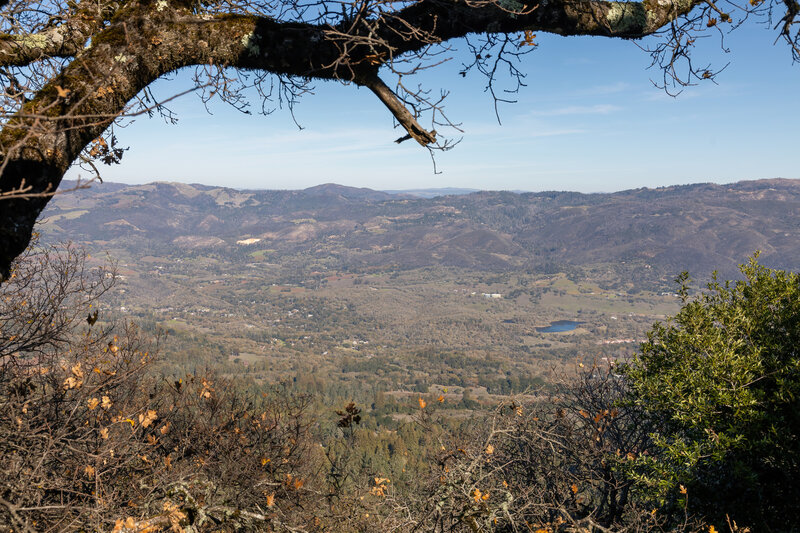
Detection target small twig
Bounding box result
[0,496,37,533]
[0,176,98,201]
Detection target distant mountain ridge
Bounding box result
[382,187,482,198]
[42,178,800,278]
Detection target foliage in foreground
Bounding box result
[0,244,320,532]
[3,245,798,532]
[623,257,800,530]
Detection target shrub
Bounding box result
[0,243,319,531]
[395,368,686,532]
[623,257,800,530]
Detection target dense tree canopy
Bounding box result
[0,0,798,277]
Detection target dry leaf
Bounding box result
[95,86,114,98]
[139,409,157,428]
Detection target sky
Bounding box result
[66,20,800,194]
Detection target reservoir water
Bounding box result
[536,320,582,333]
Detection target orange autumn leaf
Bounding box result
[266,492,275,507]
[364,52,386,65]
[138,410,157,428]
[520,29,537,47]
[112,517,136,532]
[64,363,85,389]
[95,85,114,98]
[199,379,214,399]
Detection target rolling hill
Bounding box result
[39,178,800,278]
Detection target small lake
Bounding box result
[536,320,583,333]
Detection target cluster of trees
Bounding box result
[2,237,799,531]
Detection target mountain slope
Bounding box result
[39,178,800,277]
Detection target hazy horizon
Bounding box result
[61,176,796,196]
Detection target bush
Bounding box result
[0,243,319,531]
[623,257,800,530]
[391,368,687,532]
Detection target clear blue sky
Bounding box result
[68,21,800,193]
